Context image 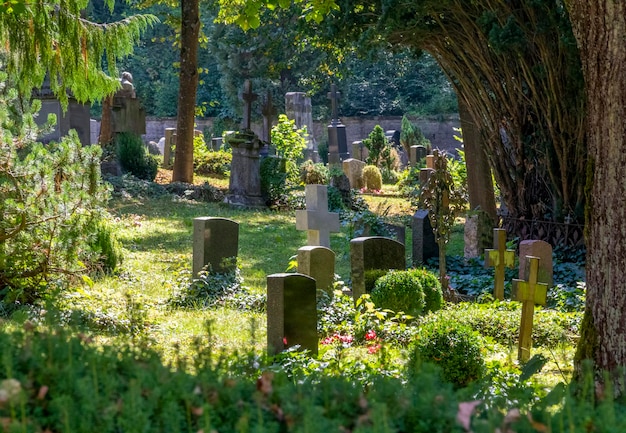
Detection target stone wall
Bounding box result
[115,115,461,156]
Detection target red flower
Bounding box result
[365,330,377,341]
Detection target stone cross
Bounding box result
[261,90,277,144]
[327,83,341,121]
[484,228,515,300]
[296,184,340,248]
[512,256,548,362]
[241,79,258,131]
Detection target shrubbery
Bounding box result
[362,165,383,191]
[117,132,158,181]
[370,268,443,316]
[299,160,329,185]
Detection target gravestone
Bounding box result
[412,210,439,266]
[267,273,318,356]
[296,184,341,248]
[261,91,277,157]
[297,246,336,295]
[192,217,239,277]
[210,137,223,151]
[485,228,516,300]
[350,236,406,301]
[342,158,366,189]
[327,84,349,165]
[224,80,265,208]
[464,211,494,259]
[285,92,316,155]
[420,168,434,185]
[163,128,176,168]
[111,72,146,136]
[512,256,548,362]
[410,145,427,166]
[33,76,91,145]
[519,240,553,287]
[384,223,406,246]
[426,154,435,169]
[351,141,366,161]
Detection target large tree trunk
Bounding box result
[568,0,626,392]
[172,0,200,183]
[458,96,497,223]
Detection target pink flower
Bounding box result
[367,344,381,354]
[365,330,377,341]
[282,337,288,345]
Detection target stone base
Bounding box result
[224,193,266,208]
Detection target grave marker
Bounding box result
[327,83,349,165]
[296,185,340,248]
[412,210,439,266]
[297,246,336,295]
[512,256,548,362]
[485,228,515,300]
[426,154,435,169]
[350,236,405,301]
[192,217,239,277]
[241,79,258,131]
[163,128,176,168]
[519,240,553,287]
[267,273,318,356]
[342,158,366,189]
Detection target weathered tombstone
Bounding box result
[464,211,494,259]
[110,72,146,136]
[261,91,277,157]
[485,228,516,300]
[512,256,549,362]
[296,184,341,248]
[33,76,91,145]
[267,273,318,356]
[192,217,239,277]
[519,240,553,287]
[420,168,434,185]
[327,84,349,165]
[415,145,427,161]
[90,119,100,144]
[297,246,336,295]
[285,92,316,155]
[410,145,428,166]
[384,223,406,246]
[163,128,176,168]
[350,236,406,301]
[426,154,435,169]
[342,158,366,189]
[351,141,363,161]
[224,80,265,208]
[412,210,439,266]
[210,137,223,151]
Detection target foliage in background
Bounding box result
[193,134,232,177]
[363,125,390,168]
[0,83,111,307]
[116,132,158,181]
[400,114,431,155]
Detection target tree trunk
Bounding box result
[172,0,200,183]
[568,0,626,393]
[458,96,497,223]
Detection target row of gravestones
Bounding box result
[193,219,406,357]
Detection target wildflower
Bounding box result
[365,330,377,341]
[367,344,381,354]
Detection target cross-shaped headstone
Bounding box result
[261,90,277,144]
[484,228,515,300]
[296,185,341,248]
[327,83,341,121]
[240,79,258,131]
[512,255,548,362]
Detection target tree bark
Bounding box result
[568,0,626,392]
[458,96,497,223]
[172,0,200,183]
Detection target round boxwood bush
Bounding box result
[411,319,485,388]
[370,270,426,316]
[411,268,444,313]
[362,165,383,191]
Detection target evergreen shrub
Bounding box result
[116,132,158,181]
[370,270,426,316]
[299,160,329,184]
[411,268,444,313]
[362,165,383,191]
[411,318,485,388]
[260,156,288,206]
[87,218,123,274]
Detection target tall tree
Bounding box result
[172,0,200,183]
[567,1,626,391]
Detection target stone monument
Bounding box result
[327,84,349,165]
[285,92,316,159]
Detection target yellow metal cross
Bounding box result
[484,228,515,300]
[512,256,548,363]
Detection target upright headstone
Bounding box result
[163,128,176,168]
[225,80,265,208]
[420,168,434,185]
[33,76,91,145]
[464,211,494,259]
[342,158,366,189]
[350,236,406,301]
[485,228,516,300]
[426,154,435,169]
[210,137,223,151]
[192,217,239,277]
[512,256,548,362]
[519,240,553,287]
[327,84,349,165]
[410,145,427,167]
[285,92,315,153]
[261,90,277,157]
[296,185,341,248]
[110,72,146,136]
[297,246,336,295]
[267,273,318,356]
[351,141,364,161]
[412,210,439,266]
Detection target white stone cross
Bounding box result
[296,185,340,248]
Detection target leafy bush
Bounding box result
[116,132,158,181]
[410,268,444,313]
[362,165,383,191]
[371,270,426,316]
[411,318,485,388]
[299,160,329,185]
[195,149,232,177]
[260,156,288,207]
[271,114,307,185]
[363,125,389,167]
[86,218,123,274]
[364,269,390,294]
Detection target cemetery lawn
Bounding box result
[69,190,579,388]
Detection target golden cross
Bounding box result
[484,228,515,300]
